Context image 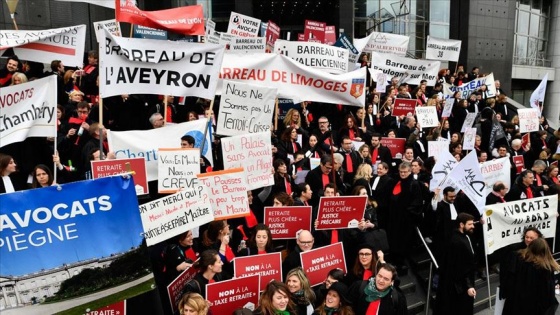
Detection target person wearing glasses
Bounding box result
[312,116,339,154]
[313,268,345,306]
[282,230,314,280]
[345,244,385,287]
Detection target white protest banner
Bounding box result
[229,37,266,54]
[217,80,276,136]
[55,0,117,9]
[415,106,439,128]
[428,140,450,160]
[219,53,366,106]
[227,11,261,37]
[206,34,220,45]
[93,19,121,43]
[445,151,486,213]
[483,195,558,255]
[221,132,273,190]
[462,127,477,150]
[370,52,440,86]
[517,108,540,133]
[480,157,511,196]
[529,73,548,114]
[158,148,201,194]
[139,182,214,246]
[443,73,496,100]
[99,27,225,98]
[461,113,477,133]
[441,98,454,118]
[219,32,234,46]
[274,40,349,74]
[353,31,409,56]
[108,120,212,181]
[197,168,250,220]
[0,76,57,148]
[425,36,461,62]
[429,150,457,191]
[206,19,216,35]
[0,25,86,67]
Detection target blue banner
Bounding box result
[133,25,168,40]
[334,33,359,55]
[0,176,143,276]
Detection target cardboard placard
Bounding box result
[462,127,477,150]
[392,98,417,117]
[380,138,406,159]
[264,206,312,239]
[518,108,540,133]
[197,168,250,220]
[234,252,282,291]
[441,99,454,118]
[167,265,199,314]
[513,155,525,174]
[300,242,346,286]
[316,196,367,230]
[158,148,201,194]
[91,157,148,195]
[206,275,260,313]
[415,106,439,128]
[461,112,477,133]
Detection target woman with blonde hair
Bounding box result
[178,292,209,315]
[286,267,316,315]
[502,238,560,315]
[353,164,373,197]
[10,72,28,85]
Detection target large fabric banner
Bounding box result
[116,1,204,35]
[274,40,349,74]
[483,195,558,255]
[479,157,511,196]
[443,73,496,100]
[0,176,143,276]
[0,76,57,148]
[99,28,224,98]
[227,12,261,37]
[353,32,409,56]
[0,25,86,67]
[108,120,213,181]
[218,53,366,106]
[429,150,457,191]
[55,0,118,9]
[370,52,440,86]
[443,151,486,213]
[425,36,461,62]
[216,80,276,136]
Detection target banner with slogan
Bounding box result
[324,26,336,45]
[218,53,367,106]
[513,155,525,174]
[206,275,260,313]
[442,151,486,213]
[197,168,250,220]
[227,11,261,37]
[518,108,540,133]
[334,33,360,64]
[167,265,198,314]
[462,127,477,150]
[429,150,457,191]
[353,31,409,56]
[138,182,214,246]
[93,19,121,43]
[483,195,558,255]
[264,206,312,239]
[217,80,276,136]
[380,138,406,159]
[274,40,349,74]
[443,73,496,100]
[0,25,86,67]
[428,140,450,158]
[0,76,57,148]
[265,20,281,52]
[116,2,204,35]
[99,28,224,99]
[479,157,511,196]
[300,243,346,286]
[415,106,439,128]
[425,36,461,62]
[316,196,367,230]
[304,20,326,43]
[234,253,283,291]
[442,98,454,117]
[370,52,440,86]
[228,37,266,54]
[392,98,417,116]
[133,25,168,40]
[221,132,274,190]
[91,157,148,195]
[158,148,201,194]
[461,113,477,133]
[108,120,213,181]
[0,176,143,276]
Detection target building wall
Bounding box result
[544,0,560,126]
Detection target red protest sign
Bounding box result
[392,98,417,116]
[264,206,312,239]
[380,137,406,159]
[298,33,305,41]
[206,275,260,313]
[316,196,367,230]
[167,265,199,314]
[324,26,336,45]
[91,157,148,195]
[86,300,126,315]
[522,133,530,151]
[234,252,282,291]
[304,20,326,43]
[513,155,525,174]
[116,2,204,35]
[265,20,281,53]
[300,242,346,286]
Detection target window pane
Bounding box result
[529,14,539,37]
[531,0,542,14]
[539,17,548,38]
[515,35,528,60]
[542,0,551,16]
[527,37,538,62]
[519,0,530,11]
[430,0,450,23]
[517,10,529,34]
[430,24,449,39]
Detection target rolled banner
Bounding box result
[6,0,19,18]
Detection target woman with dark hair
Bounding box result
[277,127,302,166]
[313,282,354,315]
[183,249,227,299]
[272,159,295,197]
[339,114,363,142]
[273,192,294,207]
[345,244,384,287]
[502,238,560,315]
[0,154,24,194]
[254,281,297,315]
[237,224,274,256]
[31,164,54,188]
[200,220,235,273]
[164,230,200,283]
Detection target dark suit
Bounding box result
[305,166,331,206]
[371,145,393,166]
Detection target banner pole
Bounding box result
[482,217,493,310]
[163,95,168,123]
[53,139,58,184]
[200,98,214,156]
[129,24,134,38]
[10,14,18,30]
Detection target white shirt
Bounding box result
[2,175,15,194]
